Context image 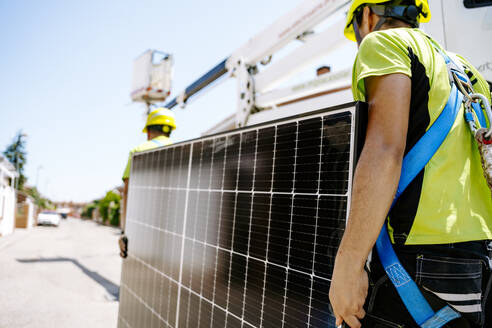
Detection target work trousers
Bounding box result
[361,241,492,327]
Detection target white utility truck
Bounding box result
[157,0,492,133]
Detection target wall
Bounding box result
[16,198,35,229]
[0,184,16,236]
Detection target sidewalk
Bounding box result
[0,218,122,328]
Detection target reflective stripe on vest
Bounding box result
[151,139,165,147]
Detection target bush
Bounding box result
[81,202,97,219]
[98,190,121,226]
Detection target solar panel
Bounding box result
[118,102,367,328]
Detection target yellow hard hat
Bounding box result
[142,107,176,133]
[344,0,431,42]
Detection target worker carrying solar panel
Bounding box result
[328,0,492,327]
[119,107,176,258]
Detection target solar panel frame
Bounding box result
[118,101,367,328]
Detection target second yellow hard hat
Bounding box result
[142,107,176,133]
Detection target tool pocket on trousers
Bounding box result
[361,313,405,327]
[416,254,484,325]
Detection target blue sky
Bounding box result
[0,0,354,202]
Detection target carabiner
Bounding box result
[465,93,492,139]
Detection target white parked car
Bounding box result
[37,211,61,227]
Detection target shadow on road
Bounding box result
[16,257,119,300]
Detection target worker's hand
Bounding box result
[329,253,368,328]
[119,235,128,259]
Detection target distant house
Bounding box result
[0,155,18,236]
[53,201,87,219]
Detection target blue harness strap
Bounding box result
[471,101,487,128]
[375,84,463,327]
[374,42,467,327]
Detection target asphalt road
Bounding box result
[0,217,122,328]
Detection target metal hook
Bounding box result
[467,93,492,139]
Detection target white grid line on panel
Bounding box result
[307,273,316,328]
[164,268,174,323]
[307,196,321,327]
[197,190,212,325]
[209,136,228,328]
[121,283,171,328]
[209,192,224,328]
[224,132,243,326]
[131,254,179,284]
[184,176,202,327]
[157,260,166,327]
[163,176,175,325]
[192,141,206,327]
[307,115,327,327]
[240,130,259,328]
[316,117,326,194]
[207,138,215,189]
[186,140,205,328]
[130,254,176,327]
[198,140,214,326]
[132,185,348,198]
[149,152,160,318]
[128,219,182,238]
[134,153,149,326]
[120,315,131,328]
[281,121,299,328]
[129,253,261,328]
[129,202,347,243]
[259,124,277,328]
[184,272,257,328]
[119,317,132,328]
[175,142,194,328]
[145,151,154,186]
[126,218,335,284]
[166,156,180,323]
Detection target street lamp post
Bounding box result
[36,166,44,189]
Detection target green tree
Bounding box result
[3,131,28,190]
[98,190,120,226]
[25,186,54,210]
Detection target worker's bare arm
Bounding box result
[119,178,130,258]
[339,73,410,269]
[329,73,411,328]
[122,178,129,231]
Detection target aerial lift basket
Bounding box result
[130,50,173,104]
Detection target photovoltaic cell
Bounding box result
[118,103,366,328]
